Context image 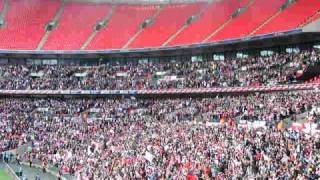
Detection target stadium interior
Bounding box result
[0,0,320,179]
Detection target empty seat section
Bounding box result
[87,5,157,50]
[128,3,204,48]
[209,0,285,41]
[0,0,60,50]
[168,0,240,46]
[42,3,111,50]
[255,0,320,35]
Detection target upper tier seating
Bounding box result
[309,12,320,23]
[127,3,204,48]
[42,2,111,50]
[300,10,320,27]
[238,0,251,7]
[0,0,318,50]
[167,0,241,46]
[208,0,286,41]
[255,0,320,35]
[0,0,60,50]
[86,5,158,50]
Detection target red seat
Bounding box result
[128,3,204,48]
[42,2,111,50]
[0,0,60,50]
[86,5,158,50]
[255,0,320,35]
[0,0,318,50]
[168,0,240,46]
[208,0,286,41]
[302,11,320,26]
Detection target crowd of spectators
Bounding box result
[0,91,320,179]
[0,48,320,179]
[0,49,318,90]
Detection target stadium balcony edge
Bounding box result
[0,29,319,62]
[0,83,319,98]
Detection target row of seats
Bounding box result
[87,5,158,50]
[0,0,60,49]
[208,0,286,41]
[42,3,112,50]
[127,3,205,48]
[299,10,320,27]
[168,0,241,46]
[0,0,318,50]
[254,0,320,35]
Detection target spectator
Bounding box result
[0,91,319,179]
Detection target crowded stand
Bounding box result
[0,90,320,179]
[0,1,320,179]
[0,49,319,90]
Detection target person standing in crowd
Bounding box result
[35,174,40,180]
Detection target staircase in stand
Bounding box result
[81,4,117,50]
[299,9,320,27]
[0,0,9,26]
[36,0,66,50]
[249,0,297,36]
[161,1,212,47]
[248,9,282,36]
[122,4,165,49]
[203,0,255,43]
[202,18,232,43]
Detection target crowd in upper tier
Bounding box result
[0,49,319,90]
[1,91,320,179]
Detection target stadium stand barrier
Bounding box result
[0,83,319,96]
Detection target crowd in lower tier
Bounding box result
[0,91,320,179]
